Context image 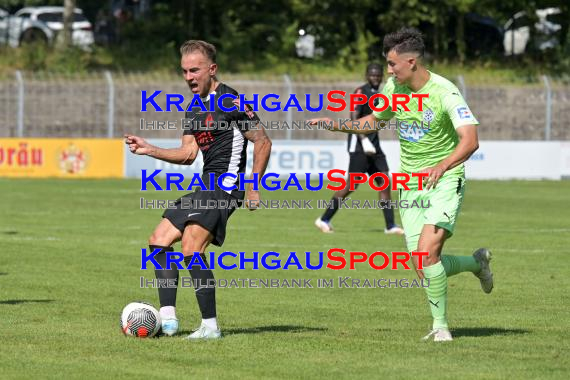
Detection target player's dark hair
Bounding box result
[382,27,425,57]
[366,63,383,74]
[180,40,217,63]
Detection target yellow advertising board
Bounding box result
[0,138,124,178]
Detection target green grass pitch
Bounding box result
[1,178,569,379]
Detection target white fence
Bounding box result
[1,71,570,141]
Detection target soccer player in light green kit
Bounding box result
[309,27,493,342]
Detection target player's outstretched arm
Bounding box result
[307,114,378,134]
[124,134,199,165]
[419,124,479,190]
[243,127,272,211]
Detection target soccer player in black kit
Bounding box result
[125,40,272,339]
[315,63,404,235]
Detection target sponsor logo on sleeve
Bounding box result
[456,106,472,120]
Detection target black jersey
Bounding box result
[347,83,381,154]
[183,83,259,199]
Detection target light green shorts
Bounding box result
[399,174,465,251]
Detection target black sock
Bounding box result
[151,245,178,308]
[321,197,340,222]
[380,200,395,228]
[184,254,216,319]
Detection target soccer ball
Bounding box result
[120,302,161,338]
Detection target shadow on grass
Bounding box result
[0,299,55,305]
[0,272,7,276]
[2,231,18,234]
[180,325,328,336]
[452,327,530,337]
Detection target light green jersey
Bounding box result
[373,72,478,181]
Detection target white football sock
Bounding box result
[160,306,176,320]
[202,317,218,330]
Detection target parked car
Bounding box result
[504,7,563,55]
[0,6,94,49]
[0,7,53,47]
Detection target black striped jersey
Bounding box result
[183,83,259,199]
[347,83,381,154]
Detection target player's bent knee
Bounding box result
[148,229,179,247]
[418,251,440,267]
[411,257,425,279]
[148,234,170,247]
[148,233,160,246]
[182,239,208,256]
[181,243,208,257]
[181,232,210,256]
[180,221,214,256]
[416,246,440,267]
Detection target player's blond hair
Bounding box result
[180,40,217,63]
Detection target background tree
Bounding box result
[56,0,75,50]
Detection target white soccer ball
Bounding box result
[120,302,161,338]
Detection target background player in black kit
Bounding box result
[125,40,272,339]
[315,63,404,235]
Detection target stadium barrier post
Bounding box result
[283,74,293,140]
[456,75,467,101]
[105,71,115,138]
[15,70,24,137]
[541,75,552,141]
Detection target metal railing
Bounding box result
[1,71,568,141]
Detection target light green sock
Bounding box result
[441,255,481,277]
[423,261,448,329]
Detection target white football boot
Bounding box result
[314,218,334,233]
[185,323,222,340]
[422,328,453,342]
[384,225,405,235]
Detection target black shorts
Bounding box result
[162,187,240,247]
[348,151,389,175]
